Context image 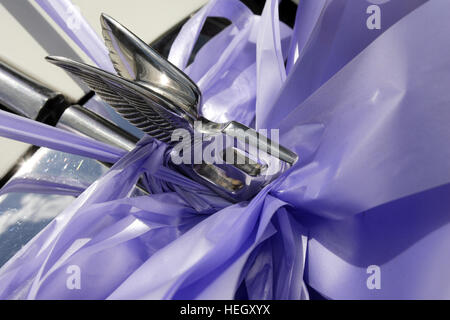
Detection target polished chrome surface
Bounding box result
[46,14,299,202]
[0,61,61,120]
[101,13,201,121]
[57,104,138,152]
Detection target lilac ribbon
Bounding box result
[266,0,429,129]
[168,0,253,70]
[255,0,286,129]
[273,0,450,298]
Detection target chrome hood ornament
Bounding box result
[47,14,298,202]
